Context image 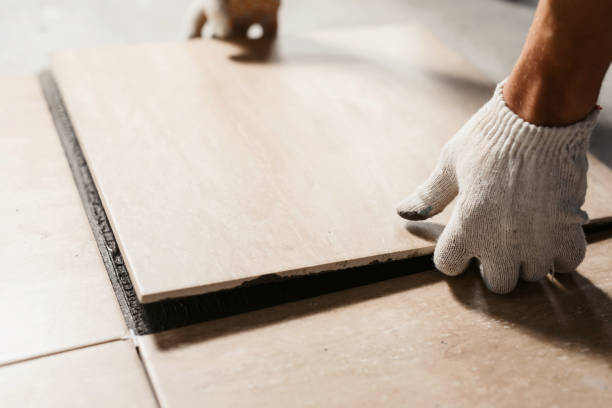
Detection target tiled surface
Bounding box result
[0,77,126,365]
[0,340,157,407]
[139,234,612,407]
[52,24,494,303]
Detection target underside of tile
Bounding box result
[52,24,612,303]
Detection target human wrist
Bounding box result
[503,64,602,127]
[487,81,599,157]
[503,0,608,126]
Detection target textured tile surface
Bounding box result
[0,77,126,365]
[139,235,612,408]
[0,340,157,408]
[50,25,488,303]
[53,24,612,303]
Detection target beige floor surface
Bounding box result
[0,76,127,366]
[0,339,157,408]
[139,233,612,408]
[51,23,612,303]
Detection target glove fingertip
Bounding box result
[433,245,470,277]
[479,261,520,294]
[396,196,434,221]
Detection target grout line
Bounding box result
[0,337,124,369]
[2,333,163,408]
[129,332,164,408]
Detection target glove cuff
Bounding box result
[480,80,600,158]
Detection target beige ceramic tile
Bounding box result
[0,339,157,408]
[0,77,126,365]
[52,24,612,303]
[139,234,612,408]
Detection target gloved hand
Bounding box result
[187,0,280,39]
[397,81,600,294]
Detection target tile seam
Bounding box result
[0,337,125,368]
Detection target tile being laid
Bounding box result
[52,24,612,303]
[138,236,612,408]
[0,77,126,365]
[0,340,157,408]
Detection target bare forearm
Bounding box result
[504,0,612,126]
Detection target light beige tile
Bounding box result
[39,31,449,301]
[139,236,612,408]
[52,24,612,303]
[54,24,475,303]
[0,76,126,365]
[0,339,157,408]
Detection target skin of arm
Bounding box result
[504,0,612,126]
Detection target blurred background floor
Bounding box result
[1,0,538,81]
[7,0,609,124]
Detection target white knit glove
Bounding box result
[397,81,599,294]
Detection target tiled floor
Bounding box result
[2,2,612,406]
[139,234,612,407]
[0,76,127,366]
[0,76,155,406]
[0,340,157,407]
